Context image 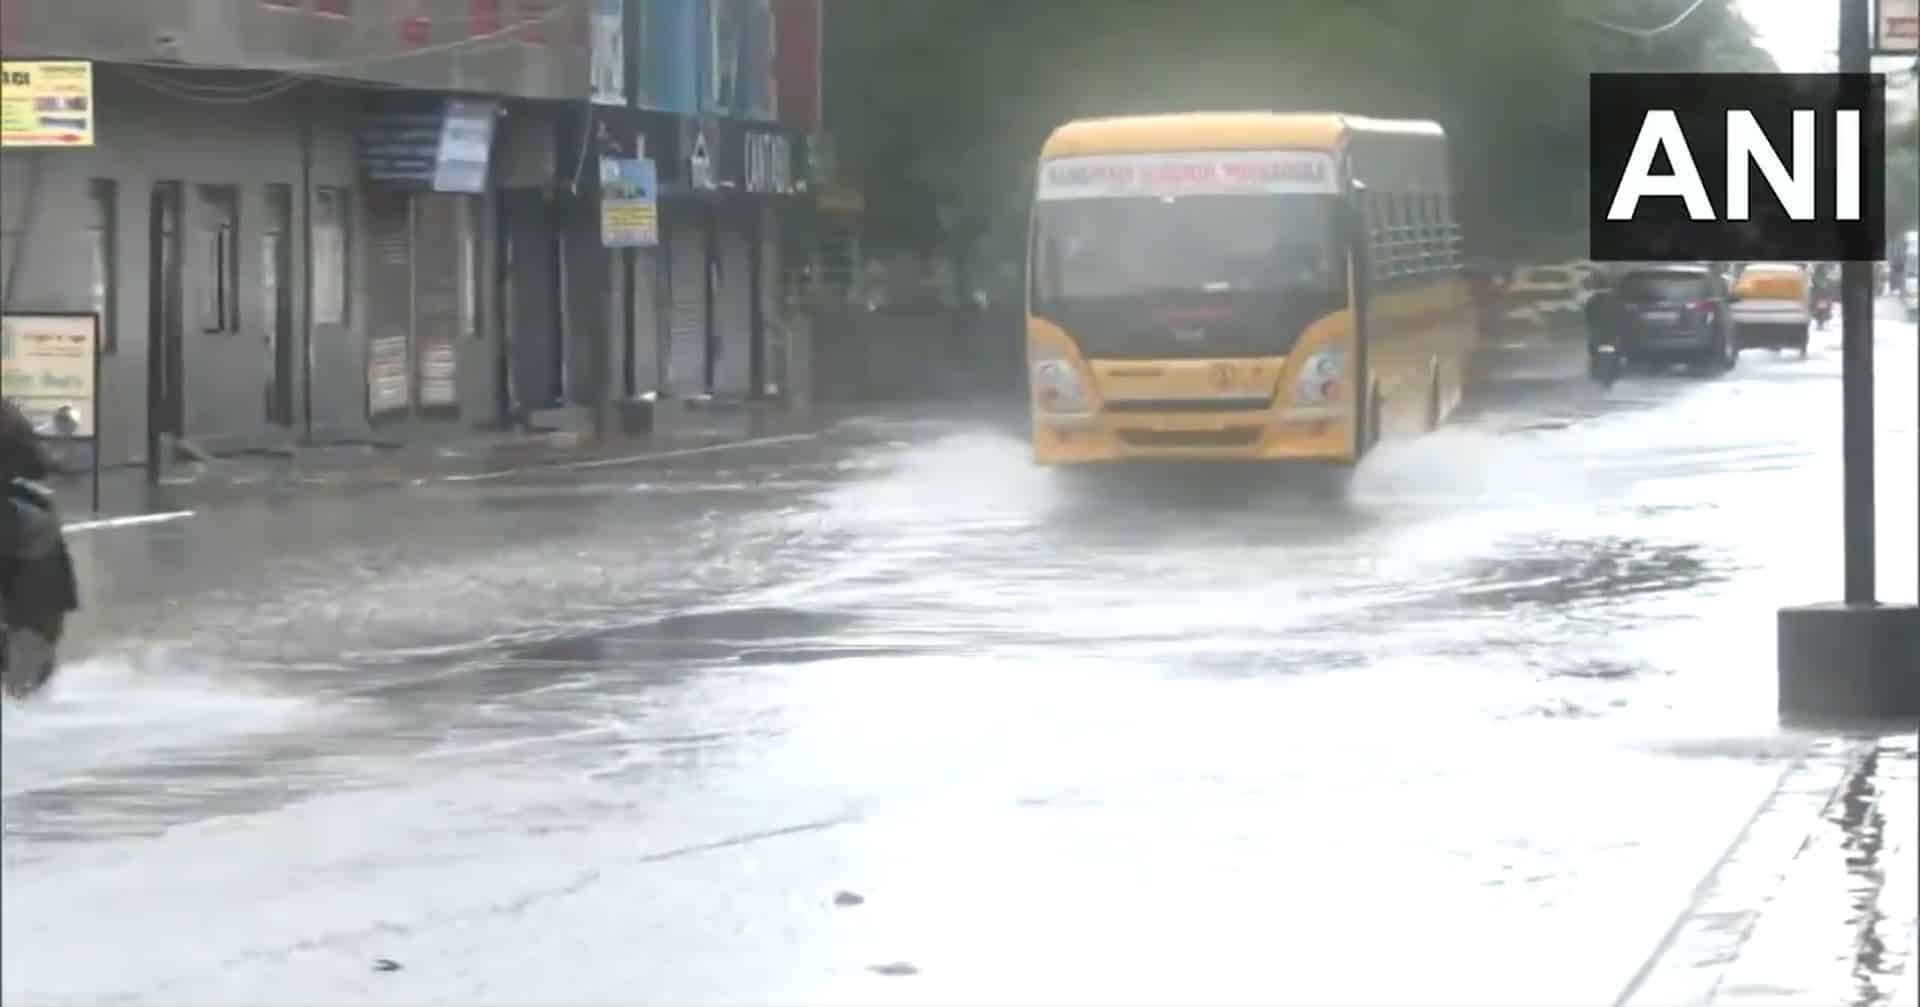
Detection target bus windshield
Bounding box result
[1031,193,1342,306]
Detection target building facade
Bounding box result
[0,0,827,468]
[622,0,817,407]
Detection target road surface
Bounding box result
[4,304,1916,1006]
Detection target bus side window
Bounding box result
[1378,194,1396,280]
[1364,193,1388,283]
[1380,193,1400,282]
[1396,192,1413,276]
[1406,193,1420,274]
[1443,192,1463,271]
[1421,192,1442,273]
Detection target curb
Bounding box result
[1617,735,1917,1007]
[50,422,841,527]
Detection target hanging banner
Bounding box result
[431,99,497,193]
[1879,0,1917,51]
[0,60,95,148]
[601,157,659,247]
[590,0,626,105]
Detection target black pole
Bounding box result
[1839,0,1874,605]
[144,188,164,488]
[298,88,316,446]
[90,311,101,513]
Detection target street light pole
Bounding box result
[1775,0,1920,725]
[1840,0,1876,605]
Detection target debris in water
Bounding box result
[373,959,403,973]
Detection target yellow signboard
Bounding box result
[599,157,659,247]
[1,60,96,148]
[2,313,99,438]
[603,200,658,245]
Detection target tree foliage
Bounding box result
[826,0,1777,261]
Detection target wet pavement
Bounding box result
[4,303,1917,1005]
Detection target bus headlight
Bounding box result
[1292,347,1346,405]
[1031,357,1093,415]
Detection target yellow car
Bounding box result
[1729,262,1811,357]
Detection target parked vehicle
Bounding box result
[1730,261,1811,357]
[1903,231,1918,322]
[1597,264,1740,377]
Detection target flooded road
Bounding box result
[4,305,1916,1005]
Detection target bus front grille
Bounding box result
[1115,427,1264,448]
[1103,397,1272,413]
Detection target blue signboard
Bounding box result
[360,96,497,194]
[600,157,659,247]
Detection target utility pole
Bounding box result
[1775,0,1920,725]
[1841,0,1877,607]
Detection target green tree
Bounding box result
[1887,105,1919,240]
[827,0,1776,263]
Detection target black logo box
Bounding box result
[1590,73,1886,263]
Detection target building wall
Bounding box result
[771,0,820,133]
[693,0,776,121]
[4,0,591,99]
[1,71,369,464]
[639,0,703,115]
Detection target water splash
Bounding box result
[2,653,320,800]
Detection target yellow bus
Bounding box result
[1026,112,1476,467]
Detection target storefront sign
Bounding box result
[713,121,802,196]
[1036,150,1340,201]
[817,182,865,215]
[1,60,94,148]
[601,157,659,247]
[743,131,794,194]
[1,312,98,437]
[360,96,498,193]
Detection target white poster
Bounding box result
[1879,0,1917,51]
[591,0,625,106]
[1036,150,1341,201]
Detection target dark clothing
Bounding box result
[0,398,77,628]
[1583,290,1621,346]
[1,398,55,485]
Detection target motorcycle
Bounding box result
[1812,295,1833,330]
[1589,341,1622,388]
[1,478,78,701]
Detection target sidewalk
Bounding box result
[1621,732,1918,1007]
[48,400,838,524]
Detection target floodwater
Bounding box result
[4,305,1916,1006]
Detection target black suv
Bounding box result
[1586,264,1739,378]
